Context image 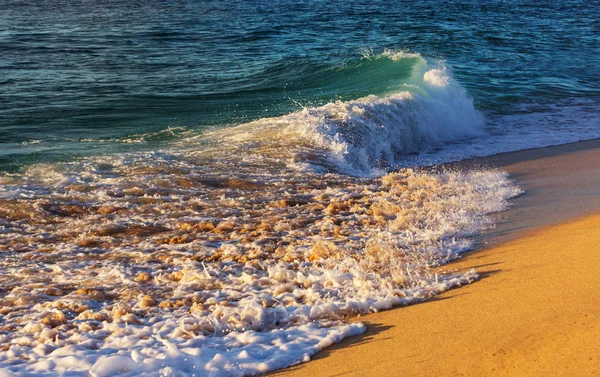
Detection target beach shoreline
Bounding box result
[268,139,600,377]
[459,137,600,245]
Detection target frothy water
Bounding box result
[3,0,598,374]
[0,59,522,373]
[0,148,521,375]
[194,56,483,176]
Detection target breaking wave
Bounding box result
[0,52,520,376]
[196,52,484,176]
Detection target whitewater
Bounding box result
[3,0,600,374]
[0,54,529,376]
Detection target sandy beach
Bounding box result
[4,2,600,375]
[269,139,600,377]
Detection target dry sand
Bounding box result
[269,140,600,377]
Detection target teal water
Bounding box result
[0,2,598,374]
[1,0,599,172]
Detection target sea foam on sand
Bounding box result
[0,156,521,376]
[0,57,522,376]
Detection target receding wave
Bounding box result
[0,157,520,376]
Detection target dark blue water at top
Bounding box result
[1,0,599,171]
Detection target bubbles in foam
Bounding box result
[0,145,521,375]
[193,53,484,176]
[0,51,521,376]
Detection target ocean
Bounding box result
[0,0,598,375]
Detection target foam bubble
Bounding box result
[0,151,521,376]
[196,56,483,176]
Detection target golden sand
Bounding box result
[271,214,600,377]
[270,140,600,377]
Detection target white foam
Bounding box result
[197,56,484,176]
[0,160,521,376]
[423,68,450,87]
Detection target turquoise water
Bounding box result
[1,0,599,172]
[1,2,598,375]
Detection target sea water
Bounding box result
[0,1,598,375]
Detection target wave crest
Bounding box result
[205,53,484,175]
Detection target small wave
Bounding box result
[20,139,43,145]
[360,48,423,61]
[65,126,194,145]
[0,51,518,377]
[197,52,484,176]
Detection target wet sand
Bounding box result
[469,138,600,245]
[269,139,600,377]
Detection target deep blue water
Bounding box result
[1,0,600,172]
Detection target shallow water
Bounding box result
[1,0,599,170]
[0,0,597,375]
[0,159,520,375]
